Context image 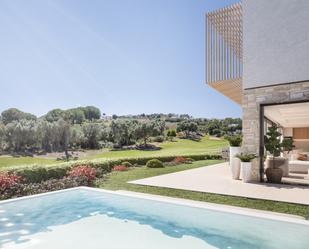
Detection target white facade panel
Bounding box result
[243,0,309,89]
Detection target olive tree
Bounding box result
[109,120,135,147]
[70,124,85,148]
[134,120,165,147]
[82,123,102,149]
[4,119,37,152]
[0,123,6,152]
[57,119,71,160]
[176,120,198,137]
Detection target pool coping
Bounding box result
[1,186,309,226]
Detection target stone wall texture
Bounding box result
[242,81,309,181]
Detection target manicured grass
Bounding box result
[87,136,227,160]
[99,160,309,219]
[0,157,57,169]
[0,136,227,169]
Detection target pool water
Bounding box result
[0,188,308,249]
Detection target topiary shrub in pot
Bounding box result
[225,135,242,179]
[236,153,256,183]
[264,125,294,183]
[146,159,164,168]
[225,135,242,165]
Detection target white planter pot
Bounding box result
[229,146,241,166]
[241,162,252,183]
[231,157,241,180]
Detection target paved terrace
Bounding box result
[130,162,309,205]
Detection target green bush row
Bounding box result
[6,154,222,183]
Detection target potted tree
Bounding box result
[236,153,256,183]
[226,135,242,180]
[264,125,294,183]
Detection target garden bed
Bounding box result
[0,154,222,200]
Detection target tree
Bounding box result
[4,119,38,152]
[82,123,102,149]
[109,119,137,147]
[70,124,85,148]
[176,120,198,137]
[56,119,71,160]
[44,106,101,123]
[167,129,176,141]
[205,119,221,136]
[134,120,164,147]
[36,120,55,152]
[45,109,64,122]
[66,108,85,124]
[82,106,101,121]
[0,123,6,151]
[1,108,36,125]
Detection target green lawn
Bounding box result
[0,136,227,169]
[99,160,309,219]
[0,157,57,170]
[87,136,227,160]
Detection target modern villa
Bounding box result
[206,0,309,182]
[1,1,309,248]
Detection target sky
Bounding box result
[0,0,241,118]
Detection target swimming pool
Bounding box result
[0,187,308,249]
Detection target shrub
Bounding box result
[153,136,164,143]
[5,154,222,183]
[113,165,128,171]
[174,157,194,164]
[167,129,177,141]
[225,135,242,147]
[146,159,164,168]
[121,161,133,167]
[0,173,23,189]
[236,153,256,162]
[68,166,97,183]
[173,156,189,164]
[0,176,89,201]
[12,167,68,183]
[9,160,113,183]
[167,156,194,166]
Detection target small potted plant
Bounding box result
[225,135,242,179]
[236,153,256,183]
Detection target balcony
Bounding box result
[206,2,243,104]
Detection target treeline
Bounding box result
[0,107,241,154]
[1,106,101,125]
[0,106,101,153]
[112,113,191,121]
[195,118,242,137]
[0,107,166,154]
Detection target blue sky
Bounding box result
[0,0,241,118]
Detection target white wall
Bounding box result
[283,128,293,137]
[294,141,309,152]
[243,0,309,89]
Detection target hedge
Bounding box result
[5,154,222,183]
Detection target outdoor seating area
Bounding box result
[130,162,309,205]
